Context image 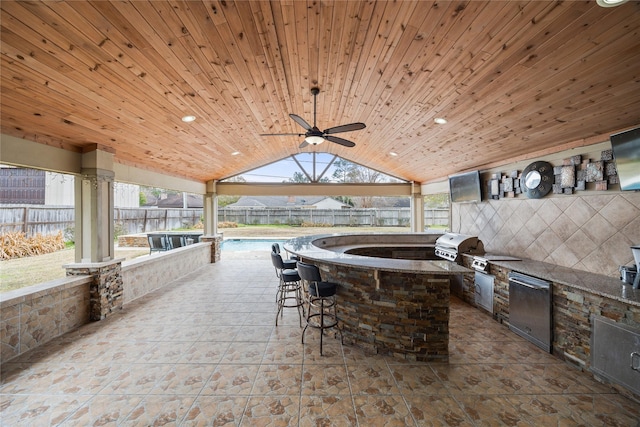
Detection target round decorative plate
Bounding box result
[520,161,554,199]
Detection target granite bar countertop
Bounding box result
[284,234,470,275]
[463,253,640,307]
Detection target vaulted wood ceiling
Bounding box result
[1,1,639,184]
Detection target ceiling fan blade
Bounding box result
[289,114,312,131]
[299,140,309,149]
[259,133,304,136]
[325,135,356,147]
[323,122,366,134]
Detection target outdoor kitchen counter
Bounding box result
[462,254,640,307]
[284,233,470,275]
[284,233,470,362]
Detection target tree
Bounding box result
[288,171,310,183]
[331,159,382,184]
[331,159,386,208]
[218,175,245,207]
[424,193,450,208]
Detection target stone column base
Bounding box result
[65,259,124,321]
[201,234,224,263]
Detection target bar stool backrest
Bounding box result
[296,261,322,283]
[271,251,285,270]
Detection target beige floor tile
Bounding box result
[121,395,196,426]
[353,395,415,426]
[58,395,144,426]
[200,364,260,395]
[347,362,401,396]
[301,364,351,395]
[219,342,268,364]
[403,395,474,426]
[262,341,305,364]
[179,341,230,364]
[180,395,249,426]
[240,396,300,426]
[299,395,358,427]
[252,364,302,395]
[234,325,274,342]
[98,363,175,395]
[1,395,89,425]
[388,364,449,396]
[148,363,214,395]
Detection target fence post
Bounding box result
[23,207,28,233]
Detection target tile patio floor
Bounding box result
[1,251,639,426]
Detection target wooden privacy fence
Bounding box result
[0,206,448,237]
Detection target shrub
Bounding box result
[0,231,66,260]
[218,221,238,228]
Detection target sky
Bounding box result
[234,152,373,183]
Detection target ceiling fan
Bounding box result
[260,87,365,148]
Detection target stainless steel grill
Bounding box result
[434,233,484,262]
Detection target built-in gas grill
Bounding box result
[434,233,484,262]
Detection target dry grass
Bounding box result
[0,231,66,260]
[0,225,415,293]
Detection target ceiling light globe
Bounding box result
[305,135,325,145]
[596,0,628,6]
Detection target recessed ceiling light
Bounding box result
[596,0,628,7]
[231,151,240,156]
[434,117,447,125]
[181,115,196,123]
[389,152,398,157]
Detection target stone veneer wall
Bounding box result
[1,242,213,363]
[313,261,450,362]
[121,242,211,304]
[0,276,92,363]
[452,192,640,278]
[553,283,639,370]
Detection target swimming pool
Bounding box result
[221,239,288,251]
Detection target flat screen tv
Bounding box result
[449,170,482,203]
[610,126,640,191]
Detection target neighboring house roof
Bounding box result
[144,193,204,208]
[226,195,348,209]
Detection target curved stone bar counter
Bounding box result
[284,234,470,362]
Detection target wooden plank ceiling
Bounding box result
[1,1,639,184]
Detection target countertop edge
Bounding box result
[465,255,640,307]
[284,234,471,275]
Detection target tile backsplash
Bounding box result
[452,192,640,278]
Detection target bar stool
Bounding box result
[297,261,343,355]
[271,251,304,327]
[272,243,299,268]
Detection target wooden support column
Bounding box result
[203,180,218,236]
[202,179,222,263]
[410,181,424,233]
[66,146,123,320]
[74,148,115,263]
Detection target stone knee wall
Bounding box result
[315,261,450,362]
[0,276,92,363]
[121,242,211,303]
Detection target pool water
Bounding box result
[221,239,288,252]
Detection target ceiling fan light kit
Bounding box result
[305,135,325,145]
[261,87,365,149]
